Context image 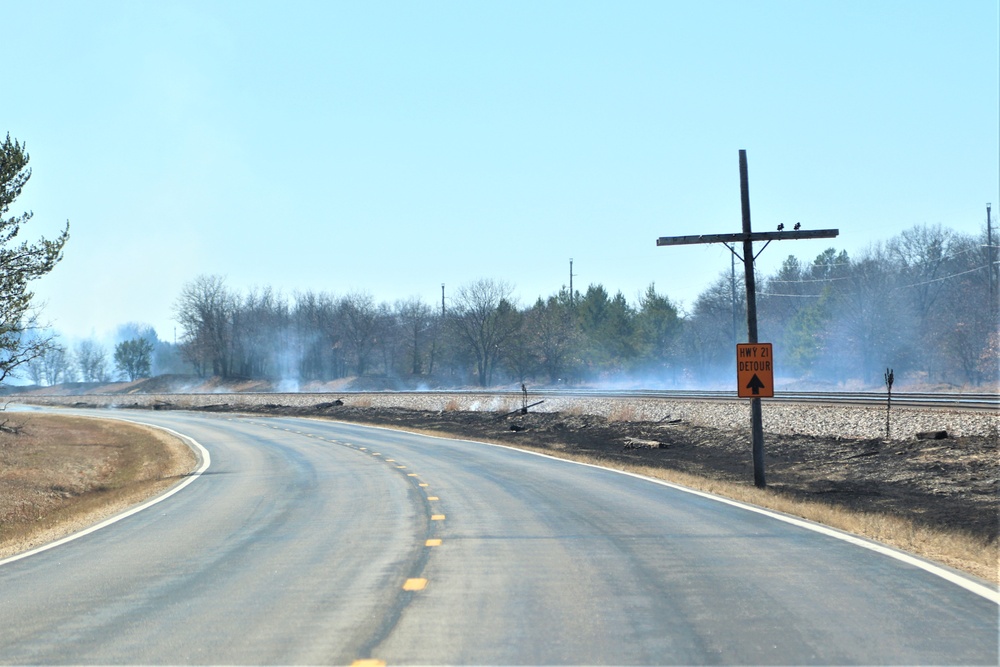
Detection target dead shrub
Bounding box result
[443,399,461,412]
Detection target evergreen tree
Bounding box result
[0,134,70,382]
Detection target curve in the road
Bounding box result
[0,410,996,665]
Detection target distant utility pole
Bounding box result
[730,252,738,349]
[441,283,446,317]
[569,258,577,303]
[656,150,839,488]
[988,203,995,324]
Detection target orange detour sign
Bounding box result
[737,343,774,398]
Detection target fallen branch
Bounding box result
[498,400,545,419]
[623,438,666,450]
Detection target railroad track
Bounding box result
[17,388,998,412]
[284,388,994,411]
[520,389,1000,411]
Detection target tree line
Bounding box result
[164,222,996,389]
[27,223,998,390]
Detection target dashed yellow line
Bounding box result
[425,539,442,547]
[403,578,427,591]
[418,483,429,487]
[352,660,386,667]
[427,496,439,501]
[407,473,418,477]
[431,514,446,521]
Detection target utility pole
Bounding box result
[988,203,995,324]
[441,283,446,317]
[730,252,738,350]
[738,151,767,487]
[569,258,577,304]
[656,149,839,488]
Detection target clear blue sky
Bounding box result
[7,0,998,343]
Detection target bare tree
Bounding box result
[25,342,73,386]
[681,274,738,379]
[339,291,380,376]
[76,339,110,382]
[395,298,434,376]
[451,279,521,386]
[175,275,235,377]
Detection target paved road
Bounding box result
[1,410,996,665]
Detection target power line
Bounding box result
[768,276,850,284]
[759,293,822,298]
[894,264,988,289]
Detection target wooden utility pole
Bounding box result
[988,203,995,325]
[569,258,577,303]
[657,149,839,488]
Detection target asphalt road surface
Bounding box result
[1,409,997,665]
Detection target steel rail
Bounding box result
[36,388,996,412]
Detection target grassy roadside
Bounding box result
[345,419,999,586]
[0,414,197,560]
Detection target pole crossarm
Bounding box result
[656,229,839,246]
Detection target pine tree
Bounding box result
[0,134,69,382]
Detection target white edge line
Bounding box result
[314,417,1000,605]
[0,417,211,568]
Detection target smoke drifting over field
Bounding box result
[28,224,999,393]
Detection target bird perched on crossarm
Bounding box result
[794,222,801,230]
[777,223,784,231]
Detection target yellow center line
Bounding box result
[425,539,442,547]
[396,465,406,469]
[385,459,395,462]
[351,660,386,667]
[418,483,429,487]
[427,496,439,500]
[407,473,418,477]
[403,578,427,591]
[431,514,446,521]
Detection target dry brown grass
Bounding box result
[442,398,461,412]
[352,396,374,408]
[0,414,197,559]
[607,403,639,422]
[340,419,998,584]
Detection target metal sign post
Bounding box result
[657,150,839,488]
